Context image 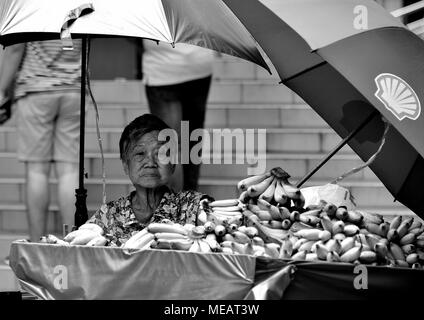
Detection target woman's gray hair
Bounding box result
[119,113,171,162]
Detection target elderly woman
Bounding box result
[86,114,211,246]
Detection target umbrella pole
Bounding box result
[74,36,89,228]
[296,111,378,188]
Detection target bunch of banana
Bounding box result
[237,167,305,211]
[39,234,70,246]
[198,199,244,227]
[63,223,107,246]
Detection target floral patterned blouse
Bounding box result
[87,189,211,247]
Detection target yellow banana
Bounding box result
[257,198,283,220]
[279,239,293,259]
[147,223,188,236]
[375,242,389,259]
[247,175,274,198]
[204,234,220,251]
[122,232,153,249]
[155,232,189,241]
[332,221,345,235]
[320,215,334,234]
[364,234,380,251]
[399,233,416,246]
[256,210,274,221]
[173,239,195,251]
[340,237,356,255]
[406,253,419,265]
[261,220,283,229]
[231,242,247,255]
[359,251,377,264]
[232,231,252,244]
[409,227,424,236]
[78,223,104,235]
[273,179,289,205]
[360,211,384,225]
[238,190,250,204]
[326,251,340,262]
[289,210,299,222]
[86,235,107,246]
[401,244,415,255]
[279,176,301,199]
[301,209,321,217]
[245,226,259,238]
[222,233,235,242]
[325,239,342,255]
[299,214,320,226]
[412,263,422,269]
[70,230,100,245]
[191,226,207,238]
[387,229,399,242]
[340,245,362,263]
[293,229,321,241]
[281,219,292,230]
[214,225,227,237]
[188,240,201,252]
[344,224,360,236]
[252,236,265,247]
[293,238,308,251]
[316,243,329,260]
[237,172,272,192]
[347,211,363,225]
[212,206,241,213]
[298,240,317,253]
[291,250,307,260]
[198,239,212,253]
[390,242,405,261]
[333,233,346,241]
[397,221,412,239]
[409,219,422,230]
[322,203,337,218]
[335,207,348,221]
[221,247,234,255]
[203,221,216,233]
[264,243,280,259]
[379,222,390,237]
[209,199,239,208]
[363,222,384,237]
[260,177,277,203]
[389,215,402,231]
[197,210,208,225]
[395,260,409,268]
[305,253,318,261]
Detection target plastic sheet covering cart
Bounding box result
[9,241,424,300]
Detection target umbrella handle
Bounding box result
[296,111,378,188]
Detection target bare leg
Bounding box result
[55,161,79,228]
[25,161,51,242]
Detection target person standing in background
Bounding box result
[0,40,81,242]
[142,40,215,192]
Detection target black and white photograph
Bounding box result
[0,0,423,307]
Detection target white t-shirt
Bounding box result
[142,40,215,86]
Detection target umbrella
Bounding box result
[0,0,270,227]
[221,0,424,218]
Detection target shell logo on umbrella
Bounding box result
[374,73,421,121]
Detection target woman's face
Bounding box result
[122,130,174,189]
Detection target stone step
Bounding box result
[0,264,19,292]
[0,127,354,154]
[87,79,296,105]
[0,151,377,182]
[1,102,328,131]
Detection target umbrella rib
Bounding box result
[279,61,327,84]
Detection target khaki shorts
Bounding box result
[16,91,80,163]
